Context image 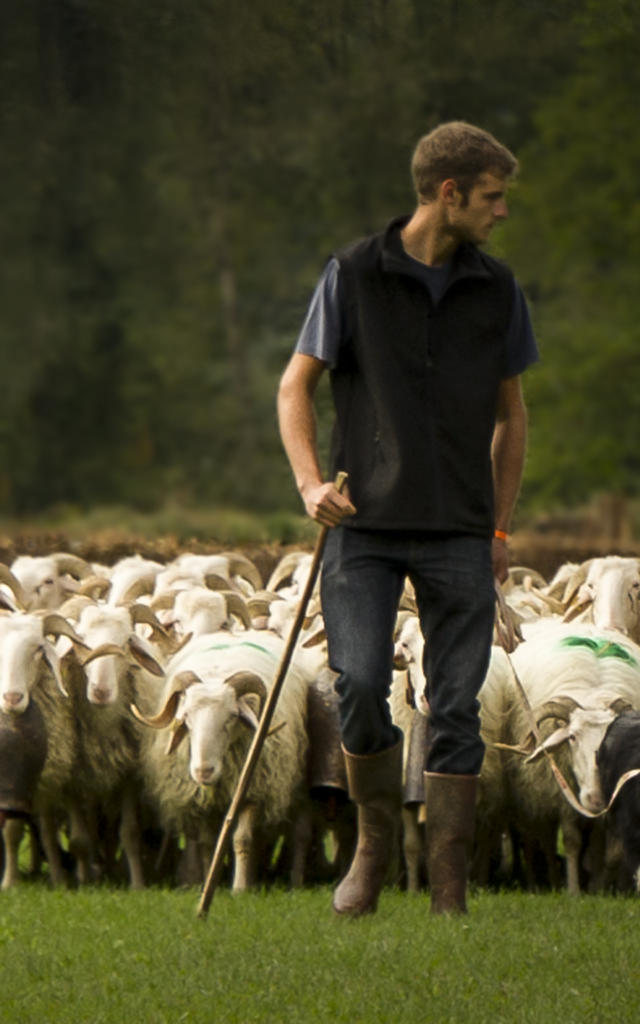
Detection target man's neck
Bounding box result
[400,206,458,267]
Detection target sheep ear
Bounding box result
[170,632,193,656]
[525,725,572,763]
[127,635,165,677]
[165,721,188,754]
[41,640,69,697]
[302,627,326,649]
[221,591,252,629]
[236,695,261,731]
[56,635,74,659]
[610,698,632,716]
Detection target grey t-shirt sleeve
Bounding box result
[295,256,539,378]
[294,257,343,368]
[504,280,539,378]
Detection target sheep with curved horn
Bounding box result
[0,609,92,888]
[9,553,93,611]
[170,552,263,595]
[133,629,310,892]
[561,556,640,642]
[265,551,314,598]
[502,619,640,894]
[53,601,168,888]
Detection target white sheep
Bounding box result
[0,610,89,888]
[57,601,167,888]
[502,618,640,893]
[167,552,263,596]
[106,555,165,606]
[3,553,93,611]
[152,586,252,640]
[265,551,314,601]
[499,566,563,624]
[132,629,310,891]
[560,556,640,642]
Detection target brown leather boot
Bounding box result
[332,740,403,917]
[424,771,477,915]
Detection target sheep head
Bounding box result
[525,702,619,815]
[132,667,268,784]
[0,612,85,712]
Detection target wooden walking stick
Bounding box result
[197,471,348,918]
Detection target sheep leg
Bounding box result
[519,832,549,891]
[583,821,607,893]
[119,784,144,890]
[564,847,581,894]
[37,809,68,887]
[561,813,588,896]
[333,809,357,880]
[543,830,564,891]
[1,818,24,890]
[232,801,259,891]
[199,833,217,885]
[68,800,94,885]
[288,802,312,889]
[402,805,424,892]
[178,832,206,887]
[27,820,44,877]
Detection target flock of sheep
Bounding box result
[1,545,640,898]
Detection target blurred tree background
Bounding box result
[0,0,637,529]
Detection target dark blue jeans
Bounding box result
[320,527,495,775]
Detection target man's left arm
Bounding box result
[491,374,528,583]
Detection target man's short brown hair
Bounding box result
[411,121,518,203]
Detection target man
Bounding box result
[277,122,538,916]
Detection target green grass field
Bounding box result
[1,885,638,1024]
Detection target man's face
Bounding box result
[448,172,509,244]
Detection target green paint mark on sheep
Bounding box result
[560,636,639,667]
[202,641,279,658]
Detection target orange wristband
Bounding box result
[494,529,508,541]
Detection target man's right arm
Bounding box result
[277,352,355,527]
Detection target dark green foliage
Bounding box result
[0,1,629,519]
[502,0,640,511]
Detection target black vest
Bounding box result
[329,216,514,535]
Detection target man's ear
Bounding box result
[440,178,459,203]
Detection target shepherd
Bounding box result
[277,121,538,916]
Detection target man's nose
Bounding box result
[495,199,509,219]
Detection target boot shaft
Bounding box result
[424,771,478,914]
[332,740,403,917]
